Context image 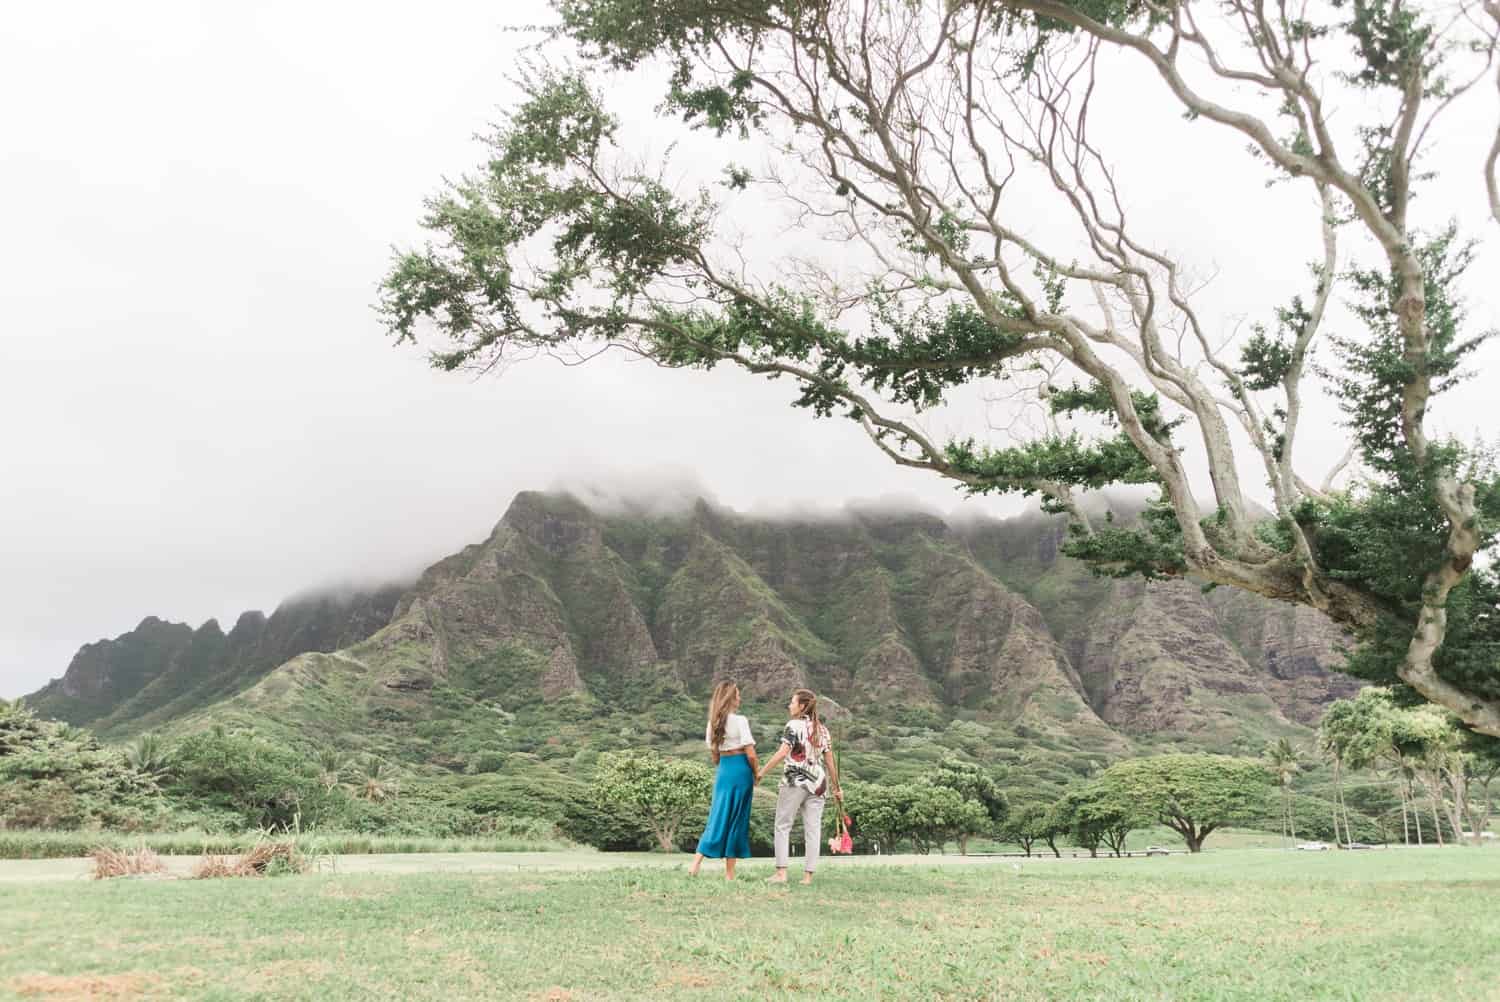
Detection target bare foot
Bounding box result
[767,873,788,884]
[800,874,814,885]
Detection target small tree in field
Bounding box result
[592,752,711,851]
[1049,788,1106,857]
[1075,782,1147,857]
[1001,802,1049,857]
[924,757,1009,854]
[1096,754,1271,852]
[383,0,1500,737]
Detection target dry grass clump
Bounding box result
[190,855,248,879]
[243,841,310,874]
[191,841,311,879]
[90,846,169,880]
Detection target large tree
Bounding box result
[1094,753,1271,851]
[382,1,1500,731]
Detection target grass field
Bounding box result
[0,830,571,860]
[2,848,1496,1001]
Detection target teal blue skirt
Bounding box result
[696,754,753,859]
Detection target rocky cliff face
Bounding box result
[29,490,1358,755]
[956,509,1358,740]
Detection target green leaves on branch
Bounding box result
[650,295,1045,422]
[1061,500,1189,580]
[379,70,711,368]
[1331,226,1491,477]
[1346,0,1433,90]
[944,434,1155,495]
[555,0,780,136]
[943,382,1177,499]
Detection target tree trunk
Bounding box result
[1338,759,1350,846]
[1399,784,1410,846]
[1413,785,1425,846]
[1185,831,1204,853]
[655,826,676,853]
[959,834,968,856]
[1445,765,1473,844]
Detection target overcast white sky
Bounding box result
[3,1,1497,697]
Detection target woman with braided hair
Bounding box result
[757,688,842,885]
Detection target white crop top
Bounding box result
[706,713,755,752]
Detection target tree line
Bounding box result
[591,749,1276,857]
[1308,689,1500,847]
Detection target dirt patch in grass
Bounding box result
[656,967,713,989]
[530,989,574,1002]
[8,973,164,999]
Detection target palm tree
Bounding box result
[315,749,348,793]
[1266,739,1301,844]
[1318,726,1351,846]
[126,733,172,780]
[355,756,396,803]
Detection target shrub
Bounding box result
[591,752,711,851]
[165,729,337,830]
[0,700,163,831]
[464,750,508,775]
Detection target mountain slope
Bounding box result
[26,586,405,737]
[28,490,1359,773]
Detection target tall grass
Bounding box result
[0,828,573,860]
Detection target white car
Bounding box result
[1295,841,1330,851]
[1143,846,1171,856]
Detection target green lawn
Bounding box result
[0,829,570,861]
[2,849,1497,1001]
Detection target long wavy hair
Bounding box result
[706,681,740,764]
[793,688,822,752]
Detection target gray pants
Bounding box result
[774,784,826,872]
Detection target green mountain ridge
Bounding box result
[26,491,1359,786]
[26,586,406,734]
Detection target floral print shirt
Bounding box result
[779,717,832,795]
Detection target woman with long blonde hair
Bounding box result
[756,688,841,885]
[689,680,759,879]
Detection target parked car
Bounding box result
[1344,842,1374,850]
[1143,846,1171,856]
[1295,841,1330,851]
